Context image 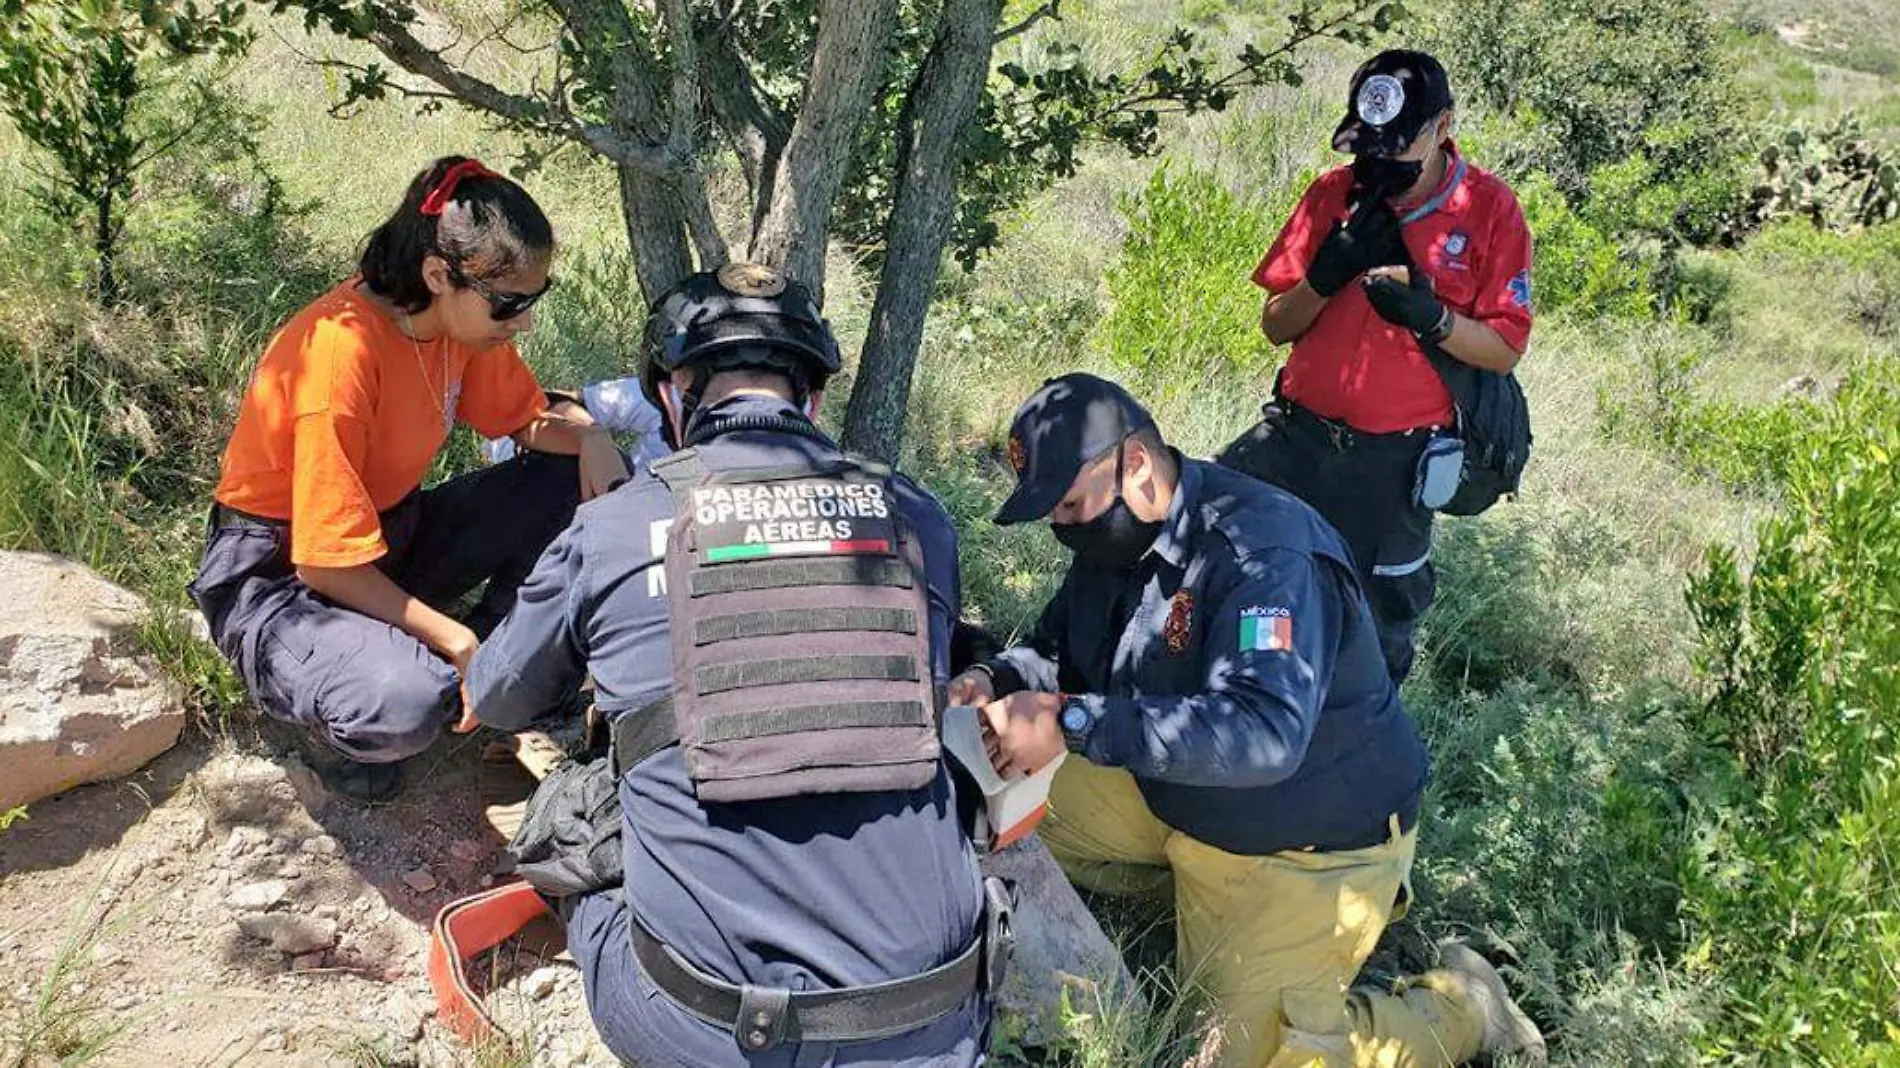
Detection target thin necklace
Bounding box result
[402,310,454,434]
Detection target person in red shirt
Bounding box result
[1219,50,1534,682]
[188,157,630,801]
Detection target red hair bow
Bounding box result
[419,160,499,217]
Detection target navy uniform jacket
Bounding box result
[981,457,1428,856]
[468,395,983,1009]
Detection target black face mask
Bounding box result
[1351,154,1425,198]
[1050,445,1164,569]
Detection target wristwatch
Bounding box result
[1058,694,1096,752]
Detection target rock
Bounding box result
[259,1031,285,1052]
[291,952,327,972]
[313,904,340,920]
[90,942,122,967]
[224,826,269,858]
[400,869,437,894]
[199,756,301,828]
[226,879,289,912]
[0,552,187,810]
[236,913,337,955]
[110,994,139,1011]
[979,837,1143,1048]
[282,756,332,816]
[153,808,208,847]
[521,967,561,1001]
[300,834,339,857]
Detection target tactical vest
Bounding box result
[614,447,942,803]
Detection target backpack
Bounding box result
[1420,339,1532,516]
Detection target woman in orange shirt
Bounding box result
[189,156,628,801]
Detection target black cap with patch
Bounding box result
[995,373,1155,526]
[1331,50,1454,158]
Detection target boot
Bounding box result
[1438,940,1547,1065]
[321,756,407,804]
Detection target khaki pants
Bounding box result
[1039,759,1484,1068]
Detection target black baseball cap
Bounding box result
[1331,50,1454,158]
[995,373,1155,525]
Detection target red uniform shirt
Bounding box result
[1254,145,1533,433]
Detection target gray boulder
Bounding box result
[981,835,1143,1048]
[0,551,186,810]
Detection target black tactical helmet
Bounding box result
[639,262,841,416]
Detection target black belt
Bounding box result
[609,697,678,779]
[631,876,1013,1053]
[1278,399,1438,452]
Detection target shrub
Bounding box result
[1682,358,1900,1063]
[1090,165,1287,391]
[1580,145,1749,251]
[1515,172,1657,320]
[0,0,253,301]
[1427,0,1738,193]
[1409,675,1715,1053]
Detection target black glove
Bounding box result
[1304,197,1405,297]
[1365,269,1455,342]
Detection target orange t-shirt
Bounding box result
[214,279,546,567]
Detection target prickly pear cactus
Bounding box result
[1737,113,1900,238]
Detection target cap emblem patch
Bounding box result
[1357,74,1406,127]
[716,261,788,298]
[1007,434,1028,473]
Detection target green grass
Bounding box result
[2,860,175,1068]
[1720,13,1900,137]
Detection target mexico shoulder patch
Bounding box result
[1239,605,1292,652]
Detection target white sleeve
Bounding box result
[582,377,672,463]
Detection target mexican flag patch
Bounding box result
[1239,606,1292,652]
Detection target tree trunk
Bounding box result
[95,185,119,306]
[749,0,901,290]
[841,0,1005,461]
[617,162,695,304]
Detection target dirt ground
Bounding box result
[0,718,618,1067]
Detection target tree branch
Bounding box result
[545,0,668,141]
[695,26,791,180]
[695,26,791,235]
[679,176,731,267]
[657,0,698,164]
[992,0,1058,45]
[345,14,679,171]
[845,0,1007,460]
[1082,2,1375,128]
[751,0,902,288]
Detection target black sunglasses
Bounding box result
[447,264,553,321]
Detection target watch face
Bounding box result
[1061,701,1091,733]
